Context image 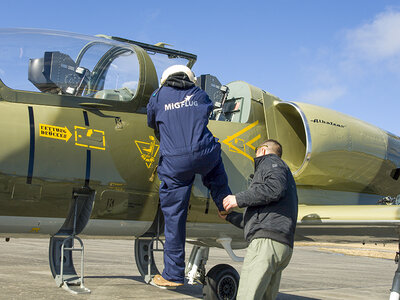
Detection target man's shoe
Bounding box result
[150,274,184,289]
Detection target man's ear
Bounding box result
[261,147,269,156]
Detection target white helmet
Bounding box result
[160,65,196,85]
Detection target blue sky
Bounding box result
[1,0,399,135]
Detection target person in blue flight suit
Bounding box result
[147,65,231,288]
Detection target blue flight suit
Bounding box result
[147,82,231,283]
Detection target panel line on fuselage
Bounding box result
[85,149,91,187]
[27,106,35,184]
[83,111,91,187]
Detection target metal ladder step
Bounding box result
[55,235,90,294]
[50,189,94,294]
[144,237,164,283]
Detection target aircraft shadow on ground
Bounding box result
[85,275,142,281]
[84,275,203,298]
[277,293,320,300]
[84,276,318,299]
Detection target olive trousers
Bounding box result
[237,238,293,300]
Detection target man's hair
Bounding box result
[257,139,283,157]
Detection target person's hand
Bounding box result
[218,210,227,220]
[223,195,238,212]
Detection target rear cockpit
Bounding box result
[197,74,264,125]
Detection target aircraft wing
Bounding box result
[297,205,400,242]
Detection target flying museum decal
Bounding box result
[135,136,160,168]
[39,123,106,150]
[222,120,261,162]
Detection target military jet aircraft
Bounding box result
[0,28,399,299]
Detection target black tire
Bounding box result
[203,264,240,300]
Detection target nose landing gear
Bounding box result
[203,264,240,300]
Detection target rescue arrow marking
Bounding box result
[135,136,160,168]
[39,123,72,142]
[222,120,260,162]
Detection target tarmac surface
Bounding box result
[0,237,397,299]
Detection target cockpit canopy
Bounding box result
[0,28,195,110]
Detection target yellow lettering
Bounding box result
[39,123,72,142]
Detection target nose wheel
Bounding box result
[203,264,239,300]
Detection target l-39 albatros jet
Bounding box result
[0,28,399,299]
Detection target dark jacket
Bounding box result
[147,74,216,157]
[226,154,298,248]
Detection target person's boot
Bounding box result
[151,274,184,289]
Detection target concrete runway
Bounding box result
[0,237,397,299]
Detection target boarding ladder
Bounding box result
[49,187,94,294]
[134,207,165,283]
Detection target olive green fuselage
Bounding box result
[1,29,399,245]
[1,80,399,243]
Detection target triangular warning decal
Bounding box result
[135,136,160,168]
